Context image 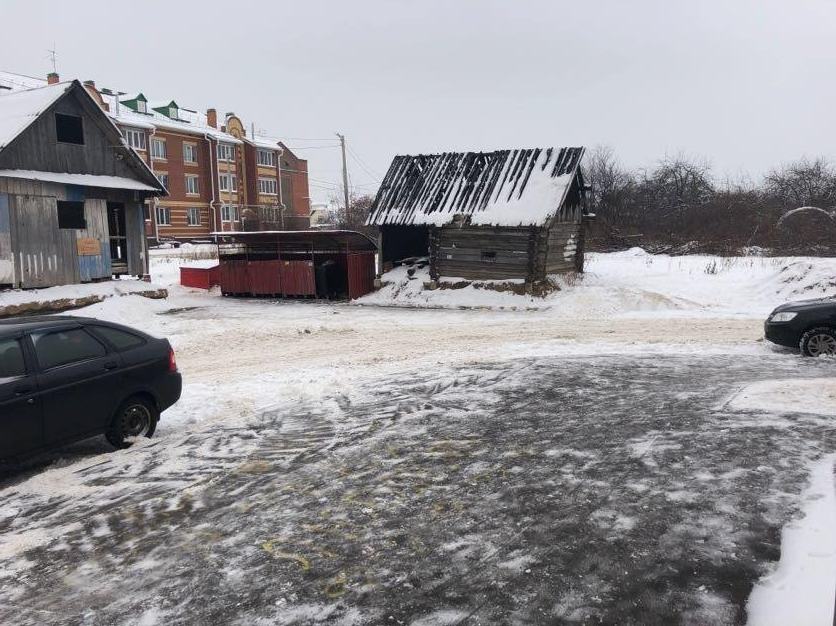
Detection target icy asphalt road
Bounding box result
[0,352,834,625]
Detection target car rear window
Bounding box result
[32,328,106,370]
[90,326,146,351]
[0,338,26,381]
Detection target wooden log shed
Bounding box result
[366,148,591,284]
[0,80,165,288]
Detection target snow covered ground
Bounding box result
[363,248,836,317]
[0,247,833,624]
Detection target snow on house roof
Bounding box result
[98,90,242,144]
[0,169,161,191]
[0,81,72,150]
[0,71,46,92]
[367,147,585,227]
[249,135,281,150]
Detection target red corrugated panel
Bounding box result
[248,260,282,295]
[280,261,315,296]
[347,253,376,300]
[180,265,220,290]
[220,260,249,295]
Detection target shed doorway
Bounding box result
[107,202,128,275]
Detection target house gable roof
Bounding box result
[0,80,165,194]
[0,81,71,151]
[367,147,585,227]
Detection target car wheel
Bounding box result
[799,327,836,357]
[106,397,159,449]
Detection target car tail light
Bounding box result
[168,347,178,372]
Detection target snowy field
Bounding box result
[0,247,833,624]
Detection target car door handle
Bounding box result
[104,361,119,371]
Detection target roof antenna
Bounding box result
[47,44,58,74]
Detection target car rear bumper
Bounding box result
[157,372,182,413]
[764,321,800,348]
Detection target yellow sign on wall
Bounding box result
[77,237,101,256]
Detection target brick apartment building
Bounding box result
[0,71,311,242]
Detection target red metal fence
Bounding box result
[347,253,376,300]
[219,259,315,297]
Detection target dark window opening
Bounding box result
[32,329,106,370]
[90,326,145,351]
[55,113,84,144]
[0,338,26,380]
[57,201,86,229]
[481,250,497,263]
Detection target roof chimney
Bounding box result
[206,108,217,129]
[47,72,60,85]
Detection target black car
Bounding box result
[0,316,182,463]
[764,298,836,356]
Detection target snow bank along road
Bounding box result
[0,250,834,624]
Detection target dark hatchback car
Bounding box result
[0,316,181,463]
[764,298,836,356]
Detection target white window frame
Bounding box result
[217,143,235,162]
[151,138,166,160]
[221,205,239,222]
[185,175,199,195]
[186,207,201,226]
[257,149,275,167]
[258,177,278,195]
[157,173,169,190]
[123,128,146,150]
[169,106,179,120]
[219,173,238,192]
[156,206,171,226]
[136,100,147,114]
[183,143,198,163]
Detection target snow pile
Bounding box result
[0,278,166,317]
[747,454,836,626]
[360,249,836,317]
[361,264,543,310]
[728,378,836,416]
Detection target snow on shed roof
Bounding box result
[367,147,585,227]
[0,169,161,192]
[0,81,72,150]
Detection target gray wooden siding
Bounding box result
[0,89,140,179]
[431,226,534,281]
[0,176,148,287]
[124,201,146,275]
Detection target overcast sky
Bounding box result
[2,0,835,203]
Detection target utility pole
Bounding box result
[336,133,350,217]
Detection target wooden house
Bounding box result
[0,80,164,288]
[367,148,590,283]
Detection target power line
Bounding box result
[346,144,382,181]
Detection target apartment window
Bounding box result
[257,149,275,167]
[57,201,86,229]
[123,128,146,150]
[157,173,169,191]
[217,143,235,162]
[187,207,201,226]
[55,113,84,145]
[156,206,171,225]
[183,143,197,163]
[258,177,278,195]
[185,175,199,195]
[151,138,166,159]
[219,174,237,192]
[136,100,147,114]
[169,106,179,120]
[221,205,239,222]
